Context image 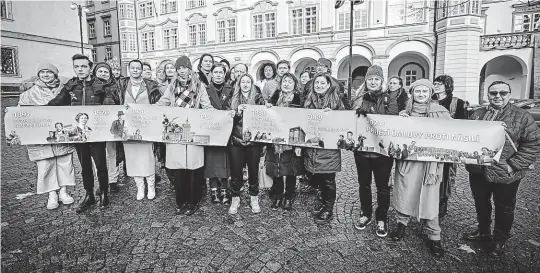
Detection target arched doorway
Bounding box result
[293,57,317,79]
[479,55,527,102]
[337,55,371,90]
[351,66,368,90]
[388,52,430,91]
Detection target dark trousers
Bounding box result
[311,173,336,208]
[75,142,109,193]
[209,178,229,190]
[353,153,393,221]
[229,145,261,197]
[167,167,204,208]
[272,175,296,199]
[469,173,521,241]
[440,163,456,199]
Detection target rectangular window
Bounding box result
[227,18,236,42]
[119,4,125,18]
[139,1,154,18]
[88,22,96,38]
[406,0,424,24]
[91,49,97,63]
[103,18,111,36]
[291,8,303,35]
[1,0,13,20]
[163,28,178,49]
[292,7,318,34]
[515,13,540,32]
[470,0,480,15]
[217,20,226,43]
[387,0,405,25]
[121,33,128,52]
[338,7,368,30]
[387,0,424,25]
[253,12,276,39]
[405,70,417,86]
[161,0,177,14]
[253,14,263,39]
[105,46,113,60]
[448,0,467,16]
[217,18,236,43]
[187,0,206,9]
[126,4,134,19]
[129,33,137,52]
[141,31,155,51]
[188,23,206,45]
[1,46,18,76]
[199,24,206,45]
[437,0,447,20]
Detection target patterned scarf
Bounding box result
[174,78,197,108]
[277,90,294,107]
[482,105,500,121]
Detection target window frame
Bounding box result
[252,11,276,39]
[1,46,19,76]
[291,6,318,35]
[121,33,128,52]
[161,0,177,14]
[337,5,368,30]
[513,12,540,32]
[88,21,96,39]
[216,17,236,43]
[1,0,13,20]
[387,0,425,26]
[163,28,178,49]
[105,46,113,61]
[138,1,154,19]
[187,22,206,46]
[141,31,155,52]
[91,48,97,63]
[103,17,111,36]
[187,0,206,9]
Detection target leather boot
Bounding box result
[99,190,109,209]
[221,189,230,204]
[428,240,444,257]
[76,192,96,213]
[282,199,293,211]
[489,240,507,257]
[311,201,324,216]
[271,197,283,210]
[315,178,335,224]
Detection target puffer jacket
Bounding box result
[466,104,540,184]
[47,77,109,106]
[230,92,265,146]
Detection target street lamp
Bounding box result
[70,2,90,54]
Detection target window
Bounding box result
[163,28,178,49]
[387,0,424,26]
[139,1,154,18]
[161,0,177,14]
[405,70,417,86]
[121,33,128,52]
[448,0,468,16]
[252,2,276,39]
[119,4,135,19]
[337,4,368,30]
[514,13,540,32]
[470,0,480,15]
[105,46,113,60]
[88,21,96,38]
[119,4,125,18]
[437,0,447,20]
[1,0,13,20]
[129,33,137,51]
[188,25,197,46]
[121,32,137,52]
[216,9,236,43]
[1,46,18,76]
[91,49,97,63]
[291,7,317,35]
[141,31,155,51]
[187,14,207,45]
[187,0,206,9]
[103,18,111,36]
[400,63,424,87]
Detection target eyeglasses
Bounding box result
[488,91,510,97]
[433,82,444,86]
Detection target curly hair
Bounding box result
[433,75,454,95]
[75,112,89,122]
[258,62,277,81]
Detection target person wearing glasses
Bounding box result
[464,81,540,257]
[432,75,468,218]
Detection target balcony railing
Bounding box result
[480,33,533,51]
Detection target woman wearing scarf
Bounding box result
[303,73,346,224]
[265,73,304,211]
[228,73,265,215]
[156,56,213,216]
[110,60,162,201]
[94,62,123,192]
[18,63,76,210]
[156,59,176,95]
[257,62,277,100]
[390,79,449,258]
[205,63,234,205]
[197,53,214,87]
[350,65,405,237]
[262,60,290,103]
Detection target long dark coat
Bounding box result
[204,82,234,178]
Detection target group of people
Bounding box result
[17,52,539,259]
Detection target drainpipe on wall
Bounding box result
[432,0,439,81]
[115,0,122,66]
[530,34,536,99]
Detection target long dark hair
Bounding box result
[197,53,214,72]
[303,73,344,110]
[433,75,454,95]
[258,62,277,81]
[230,74,258,111]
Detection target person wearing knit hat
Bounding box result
[175,55,192,70]
[390,78,450,258]
[18,63,77,211]
[93,62,113,82]
[316,58,332,74]
[106,56,122,79]
[351,64,402,238]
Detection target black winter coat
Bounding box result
[47,77,108,106]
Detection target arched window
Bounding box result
[187,14,207,46]
[398,62,425,88]
[215,8,236,43]
[252,2,277,39]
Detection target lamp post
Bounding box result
[70,2,90,54]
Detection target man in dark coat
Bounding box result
[464,81,540,257]
[110,111,125,139]
[47,54,111,212]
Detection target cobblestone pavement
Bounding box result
[2,97,540,273]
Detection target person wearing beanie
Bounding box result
[156,56,214,216]
[432,74,468,218]
[350,64,401,238]
[48,54,112,212]
[390,79,450,258]
[18,63,76,210]
[197,53,214,86]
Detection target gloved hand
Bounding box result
[356,108,368,117]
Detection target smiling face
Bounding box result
[212,66,226,84]
[277,63,289,77]
[281,76,295,93]
[388,78,401,92]
[78,114,89,126]
[129,62,143,79]
[96,67,111,81]
[412,85,431,104]
[433,81,446,95]
[164,64,176,78]
[143,65,152,79]
[316,63,329,74]
[73,59,91,80]
[487,83,511,109]
[201,56,214,72]
[366,76,382,91]
[112,68,121,78]
[300,72,310,85]
[240,75,252,92]
[55,123,63,131]
[314,76,330,94]
[38,69,56,84]
[156,69,166,81]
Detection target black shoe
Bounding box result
[175,204,187,215]
[439,198,448,218]
[156,174,162,183]
[463,229,492,241]
[311,202,324,216]
[428,240,444,257]
[76,192,96,213]
[390,223,407,241]
[221,189,230,205]
[109,183,119,193]
[314,208,333,224]
[99,191,109,209]
[354,216,372,230]
[376,221,388,238]
[271,198,283,210]
[489,241,506,257]
[211,190,220,204]
[184,204,198,216]
[282,199,293,211]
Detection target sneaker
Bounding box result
[58,187,74,205]
[376,221,388,237]
[229,197,240,215]
[428,240,444,257]
[47,191,59,210]
[250,196,261,213]
[354,216,371,230]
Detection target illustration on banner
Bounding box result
[161,114,211,144]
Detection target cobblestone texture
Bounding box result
[2,97,540,272]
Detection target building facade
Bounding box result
[1,0,92,88]
[122,0,537,104]
[86,0,121,63]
